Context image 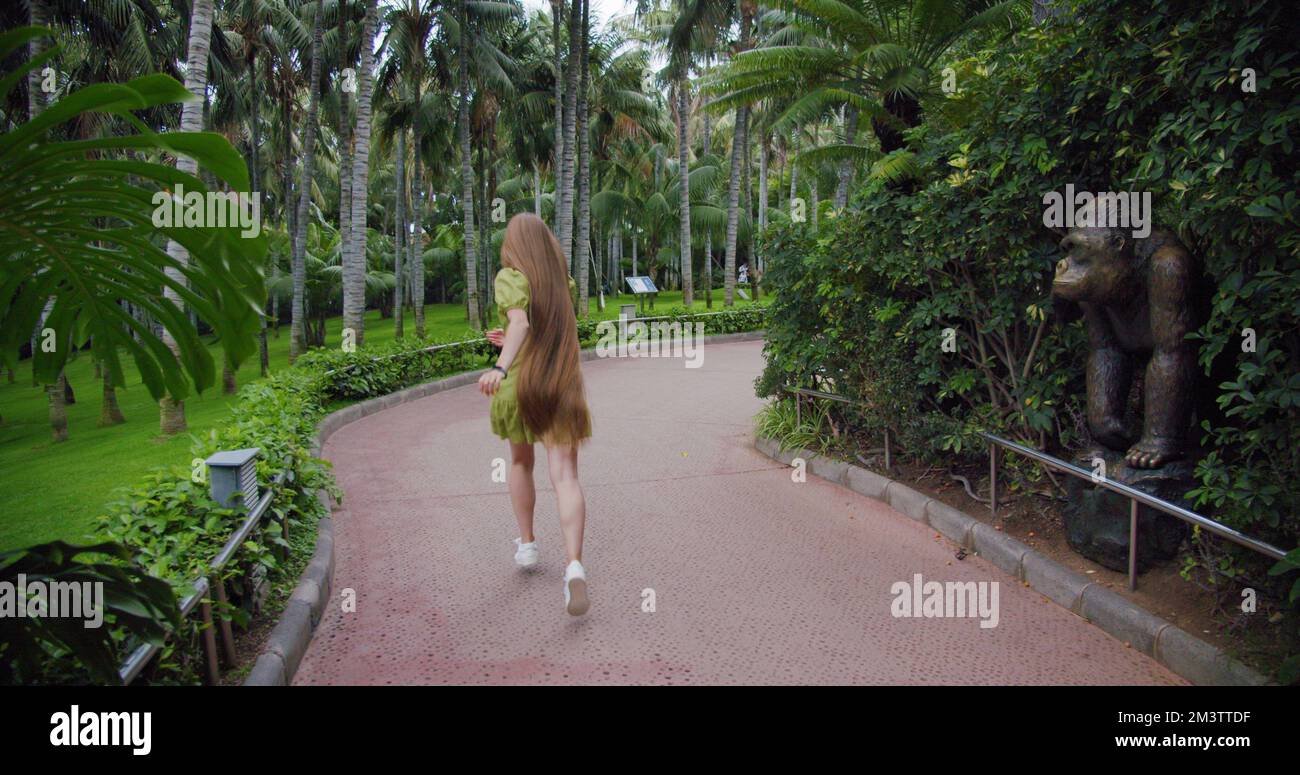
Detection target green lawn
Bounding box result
[0,290,767,550]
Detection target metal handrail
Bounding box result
[781,383,1288,591]
[118,578,210,684]
[117,470,288,685]
[981,431,1288,590]
[783,385,892,471]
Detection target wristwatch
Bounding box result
[490,365,507,376]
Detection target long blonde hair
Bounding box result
[500,213,591,445]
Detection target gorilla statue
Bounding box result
[1051,223,1201,470]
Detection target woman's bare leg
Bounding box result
[508,441,536,542]
[545,443,586,563]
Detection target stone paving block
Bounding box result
[290,578,323,628]
[1080,584,1166,655]
[844,465,890,500]
[888,482,933,522]
[1023,550,1092,612]
[264,600,312,679]
[924,499,973,542]
[244,652,286,686]
[969,522,1029,579]
[807,454,849,485]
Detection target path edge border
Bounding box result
[752,433,1273,687]
[242,329,765,685]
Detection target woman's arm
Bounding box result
[478,307,529,395]
[495,308,529,370]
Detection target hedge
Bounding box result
[757,0,1298,676]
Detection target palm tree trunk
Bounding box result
[458,0,481,328]
[343,0,378,346]
[337,0,353,320]
[408,180,419,318]
[222,359,237,393]
[558,0,581,266]
[724,105,747,306]
[833,105,859,209]
[27,0,46,120]
[702,99,712,308]
[160,0,216,435]
[411,84,426,338]
[534,162,542,214]
[250,50,269,377]
[676,80,693,308]
[551,0,564,232]
[394,130,407,339]
[756,134,768,299]
[743,115,753,295]
[290,0,325,363]
[47,375,68,442]
[28,6,70,438]
[100,370,126,426]
[575,0,591,317]
[811,175,819,229]
[788,130,798,204]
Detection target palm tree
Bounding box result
[290,0,325,363]
[557,0,581,267]
[550,0,565,230]
[456,0,482,328]
[158,0,218,435]
[658,0,730,307]
[382,0,436,337]
[342,0,378,346]
[574,0,591,315]
[711,0,1025,196]
[335,0,356,338]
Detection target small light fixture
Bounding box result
[205,448,261,509]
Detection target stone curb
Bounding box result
[243,330,765,686]
[753,434,1272,686]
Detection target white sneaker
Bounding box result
[563,560,589,616]
[513,538,539,568]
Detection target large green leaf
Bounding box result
[0,39,265,400]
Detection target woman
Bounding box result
[478,213,593,616]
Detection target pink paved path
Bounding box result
[294,340,1183,685]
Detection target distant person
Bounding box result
[480,213,593,616]
[737,263,749,284]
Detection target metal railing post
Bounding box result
[212,577,238,666]
[198,592,220,685]
[1128,499,1139,591]
[989,443,998,516]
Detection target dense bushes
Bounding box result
[759,0,1297,587]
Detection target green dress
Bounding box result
[489,268,579,444]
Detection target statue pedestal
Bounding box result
[1062,449,1190,572]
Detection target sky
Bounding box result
[520,0,642,31]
